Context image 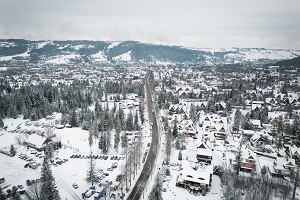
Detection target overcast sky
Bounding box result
[0,0,299,49]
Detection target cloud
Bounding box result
[0,0,299,49]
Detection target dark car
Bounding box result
[26,179,31,186]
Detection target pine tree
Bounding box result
[189,104,197,124]
[178,150,182,161]
[148,176,163,200]
[86,151,99,186]
[114,130,120,150]
[0,117,4,128]
[10,144,16,157]
[99,133,108,154]
[0,186,5,200]
[234,143,242,178]
[233,109,241,133]
[88,128,93,148]
[165,128,172,164]
[40,154,60,200]
[11,186,21,200]
[134,111,139,131]
[106,132,111,152]
[126,112,134,131]
[69,109,77,127]
[121,133,127,149]
[30,108,38,121]
[139,101,144,124]
[172,121,178,138]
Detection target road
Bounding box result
[126,77,159,200]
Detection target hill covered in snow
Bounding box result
[0,39,299,66]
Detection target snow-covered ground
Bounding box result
[107,42,122,49]
[45,54,79,65]
[112,51,132,62]
[90,51,107,62]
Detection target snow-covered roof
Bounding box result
[180,160,213,185]
[25,134,47,148]
[196,142,213,157]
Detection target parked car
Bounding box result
[107,168,113,171]
[0,177,5,184]
[116,175,123,182]
[56,160,63,165]
[26,179,31,186]
[29,163,38,170]
[112,162,118,168]
[72,183,78,189]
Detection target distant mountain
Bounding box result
[274,56,300,68]
[0,39,300,66]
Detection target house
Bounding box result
[287,145,300,165]
[176,160,213,192]
[252,101,264,111]
[270,157,296,177]
[249,133,265,151]
[250,119,262,130]
[240,155,257,172]
[196,142,213,164]
[179,119,197,138]
[24,134,59,151]
[214,127,228,140]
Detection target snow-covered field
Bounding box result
[45,54,79,65]
[112,51,132,62]
[90,51,107,62]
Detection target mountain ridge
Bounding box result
[1,39,300,66]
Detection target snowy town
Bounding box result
[0,63,299,200]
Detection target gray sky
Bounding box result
[0,0,300,49]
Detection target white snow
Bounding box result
[0,42,16,48]
[112,51,132,62]
[225,48,300,62]
[45,54,79,65]
[36,41,49,49]
[72,45,85,50]
[191,47,300,63]
[90,51,107,62]
[107,42,122,49]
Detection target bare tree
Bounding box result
[27,182,41,200]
